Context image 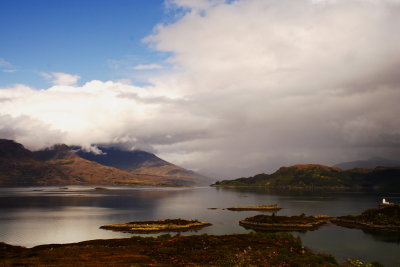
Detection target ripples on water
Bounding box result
[0,186,399,266]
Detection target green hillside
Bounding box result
[213,164,400,190]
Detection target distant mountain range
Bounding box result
[0,139,210,186]
[334,157,400,170]
[213,164,400,190]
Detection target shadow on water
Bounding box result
[363,230,400,244]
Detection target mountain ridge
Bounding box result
[334,157,400,170]
[0,139,209,186]
[213,164,400,190]
[75,146,211,185]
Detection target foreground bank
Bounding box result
[0,233,338,266]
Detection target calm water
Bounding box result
[0,186,399,266]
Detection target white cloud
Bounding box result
[0,81,213,152]
[40,72,81,86]
[146,0,400,176]
[2,0,400,178]
[132,64,163,70]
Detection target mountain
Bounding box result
[334,157,400,170]
[75,146,211,185]
[213,164,400,190]
[33,144,160,186]
[0,140,158,186]
[0,139,209,186]
[0,139,64,186]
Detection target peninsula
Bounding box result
[331,205,400,232]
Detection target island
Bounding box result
[227,204,282,211]
[100,219,211,233]
[239,214,331,231]
[331,204,400,232]
[212,164,400,191]
[0,233,338,266]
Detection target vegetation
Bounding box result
[239,213,331,231]
[0,233,338,266]
[332,205,400,231]
[213,164,400,190]
[100,219,212,233]
[346,258,384,267]
[227,204,282,211]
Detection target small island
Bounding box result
[227,204,282,211]
[100,219,211,233]
[331,204,400,232]
[239,214,331,231]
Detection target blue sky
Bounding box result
[0,0,168,88]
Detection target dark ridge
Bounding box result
[75,146,168,171]
[34,144,72,161]
[0,139,35,159]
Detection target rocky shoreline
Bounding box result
[330,205,400,232]
[239,214,331,231]
[331,218,400,232]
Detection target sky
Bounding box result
[1,0,400,178]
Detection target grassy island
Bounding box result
[331,205,400,232]
[227,204,282,211]
[100,219,211,233]
[0,233,338,266]
[240,214,331,231]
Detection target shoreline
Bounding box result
[331,218,400,232]
[0,233,338,266]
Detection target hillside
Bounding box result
[34,145,160,186]
[0,139,64,186]
[76,146,211,185]
[0,139,209,186]
[213,164,400,190]
[0,140,159,186]
[334,157,400,170]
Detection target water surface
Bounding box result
[0,186,399,266]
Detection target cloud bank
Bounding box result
[1,0,400,177]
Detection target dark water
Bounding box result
[0,186,399,266]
